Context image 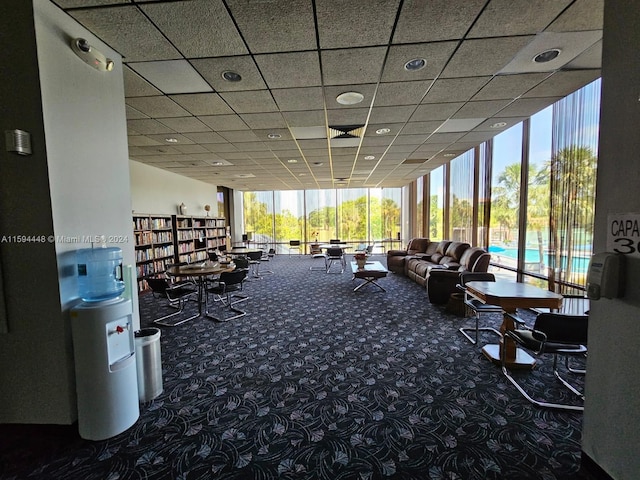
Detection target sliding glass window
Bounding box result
[274,190,304,247]
[243,191,274,245]
[489,123,523,279]
[305,190,336,243]
[449,150,474,243]
[429,167,444,241]
[371,188,402,251]
[336,188,368,242]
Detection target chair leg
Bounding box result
[500,348,584,412]
[153,296,199,327]
[458,314,501,345]
[205,291,246,322]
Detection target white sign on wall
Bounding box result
[607,212,640,257]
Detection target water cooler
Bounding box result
[71,247,139,441]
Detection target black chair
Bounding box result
[329,239,341,244]
[247,250,266,278]
[457,272,503,345]
[205,269,248,322]
[208,251,219,262]
[502,312,588,411]
[146,277,198,326]
[289,240,301,256]
[325,247,346,273]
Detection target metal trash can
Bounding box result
[134,328,163,402]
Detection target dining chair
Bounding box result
[288,240,301,256]
[205,269,248,322]
[501,312,588,411]
[457,272,503,345]
[145,277,198,326]
[325,247,346,273]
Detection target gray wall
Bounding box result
[0,0,137,424]
[582,2,640,478]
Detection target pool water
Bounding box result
[490,247,590,273]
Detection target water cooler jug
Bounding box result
[71,248,139,441]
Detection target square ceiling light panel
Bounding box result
[436,118,486,133]
[129,60,213,94]
[499,31,602,74]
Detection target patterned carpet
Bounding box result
[1,254,590,479]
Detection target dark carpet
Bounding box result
[1,254,590,479]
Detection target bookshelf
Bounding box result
[172,215,228,265]
[133,214,175,292]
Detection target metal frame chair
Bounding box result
[457,272,503,345]
[146,277,198,326]
[501,312,588,411]
[325,247,346,273]
[205,269,248,322]
[288,240,301,256]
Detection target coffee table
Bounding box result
[350,260,388,292]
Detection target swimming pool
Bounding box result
[490,247,590,273]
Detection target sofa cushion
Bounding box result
[458,247,485,272]
[406,237,430,254]
[435,241,451,255]
[444,242,470,262]
[430,252,444,263]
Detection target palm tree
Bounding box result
[543,146,597,287]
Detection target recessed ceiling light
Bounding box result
[443,153,456,157]
[336,91,364,105]
[211,161,224,166]
[533,48,561,63]
[376,128,391,135]
[267,133,281,139]
[222,70,242,82]
[287,159,298,163]
[364,155,375,160]
[490,122,508,128]
[404,58,426,71]
[313,162,324,166]
[299,173,306,176]
[164,137,178,143]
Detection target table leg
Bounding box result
[481,308,535,369]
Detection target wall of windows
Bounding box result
[423,79,600,291]
[242,188,402,253]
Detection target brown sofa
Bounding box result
[386,238,491,304]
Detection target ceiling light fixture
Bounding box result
[336,91,364,105]
[376,128,391,135]
[404,58,426,71]
[267,133,281,139]
[211,161,224,166]
[490,122,508,128]
[364,155,375,160]
[533,48,561,63]
[443,153,456,157]
[287,159,298,163]
[313,162,323,166]
[221,70,242,82]
[164,137,178,143]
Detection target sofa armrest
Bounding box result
[387,249,408,257]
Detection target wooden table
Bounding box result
[225,248,262,256]
[350,260,388,292]
[166,262,235,315]
[465,280,563,369]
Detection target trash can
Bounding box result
[134,328,163,402]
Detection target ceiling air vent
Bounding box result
[329,125,365,148]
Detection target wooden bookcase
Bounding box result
[173,215,227,264]
[133,214,175,292]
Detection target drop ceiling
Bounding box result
[53,0,603,191]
